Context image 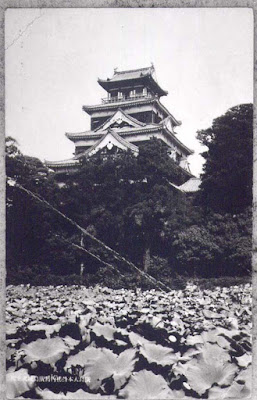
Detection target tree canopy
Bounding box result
[197,104,253,213]
[6,126,252,286]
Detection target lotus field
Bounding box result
[6,283,252,399]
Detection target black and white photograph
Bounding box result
[5,7,253,399]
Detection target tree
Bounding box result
[197,104,253,213]
[59,139,188,273]
[172,208,252,277]
[124,185,183,272]
[6,138,81,280]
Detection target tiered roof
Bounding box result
[46,66,195,181]
[82,97,181,127]
[97,66,168,97]
[66,108,193,156]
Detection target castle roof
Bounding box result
[82,97,181,126]
[98,66,168,97]
[66,123,193,156]
[179,177,201,192]
[45,158,80,169]
[95,108,146,131]
[107,66,152,81]
[47,66,194,176]
[77,130,139,158]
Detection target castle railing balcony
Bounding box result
[101,93,154,104]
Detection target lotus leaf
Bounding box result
[119,370,172,399]
[27,323,61,338]
[235,364,252,386]
[6,368,35,399]
[36,388,116,399]
[83,348,137,391]
[182,343,238,395]
[65,346,100,370]
[91,322,117,341]
[208,381,251,399]
[21,337,69,366]
[140,342,179,366]
[128,331,155,348]
[236,353,251,368]
[202,309,222,319]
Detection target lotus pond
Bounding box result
[6,283,252,399]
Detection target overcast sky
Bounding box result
[5,8,253,176]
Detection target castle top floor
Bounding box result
[97,65,168,104]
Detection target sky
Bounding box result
[5,8,253,177]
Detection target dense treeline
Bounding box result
[6,104,252,287]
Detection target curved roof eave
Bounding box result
[65,125,193,156]
[65,131,94,141]
[82,97,155,114]
[163,127,194,155]
[97,74,168,97]
[157,100,181,126]
[45,159,80,167]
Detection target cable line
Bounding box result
[7,177,172,292]
[58,234,127,279]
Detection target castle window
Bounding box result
[118,91,123,99]
[143,87,147,96]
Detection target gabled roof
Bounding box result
[78,129,139,158]
[98,65,168,97]
[66,124,161,142]
[66,123,193,156]
[95,108,145,131]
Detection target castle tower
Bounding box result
[46,66,193,177]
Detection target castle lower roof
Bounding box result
[79,130,138,157]
[66,123,193,156]
[179,177,201,192]
[45,158,80,169]
[82,97,181,127]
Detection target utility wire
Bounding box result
[7,177,172,292]
[58,234,127,279]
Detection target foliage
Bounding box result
[181,342,238,395]
[55,139,188,273]
[6,283,252,398]
[172,208,252,277]
[6,137,83,277]
[197,104,253,213]
[6,131,252,282]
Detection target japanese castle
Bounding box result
[46,65,198,190]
